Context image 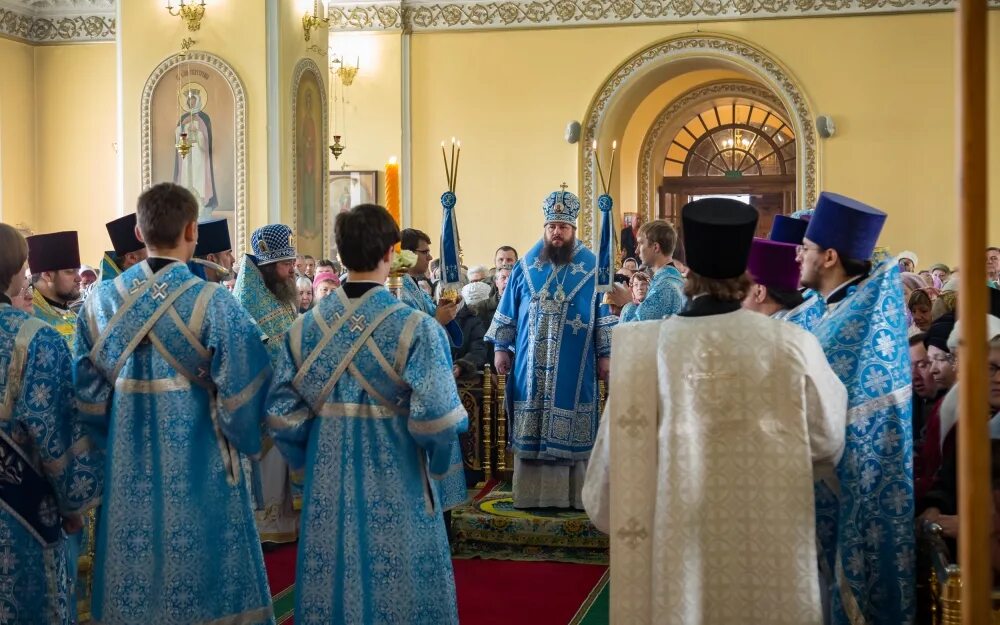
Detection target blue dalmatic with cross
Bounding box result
[486,239,615,461]
[811,260,914,625]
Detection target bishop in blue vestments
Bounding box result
[233,225,302,542]
[799,192,914,625]
[486,189,616,509]
[74,184,275,625]
[267,204,466,625]
[0,224,102,625]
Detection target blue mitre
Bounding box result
[769,214,809,245]
[250,224,296,266]
[195,218,232,257]
[804,192,886,261]
[542,189,580,225]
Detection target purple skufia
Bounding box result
[747,238,801,293]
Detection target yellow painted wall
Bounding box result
[120,0,269,252]
[34,43,118,265]
[328,32,402,199]
[279,0,329,255]
[0,38,36,229]
[408,12,1000,267]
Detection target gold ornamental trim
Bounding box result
[324,0,999,31]
[0,8,114,44]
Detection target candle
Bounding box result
[441,142,451,190]
[385,157,400,231]
[608,140,618,190]
[452,141,461,193]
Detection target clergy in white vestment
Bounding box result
[583,197,849,625]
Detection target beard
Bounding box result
[260,264,297,305]
[57,285,81,303]
[539,237,575,265]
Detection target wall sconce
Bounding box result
[331,55,359,87]
[303,1,330,42]
[166,0,207,32]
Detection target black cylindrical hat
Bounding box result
[681,198,758,279]
[106,213,144,256]
[195,218,232,257]
[27,231,81,274]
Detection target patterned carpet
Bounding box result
[451,481,609,564]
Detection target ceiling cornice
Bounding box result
[0,1,115,44]
[325,0,999,31]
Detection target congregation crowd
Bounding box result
[1,179,999,625]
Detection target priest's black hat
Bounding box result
[106,213,144,256]
[681,198,758,279]
[195,218,232,257]
[27,231,81,274]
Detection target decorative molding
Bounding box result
[638,80,797,221]
[140,51,248,259]
[0,2,114,43]
[328,2,403,29]
[326,0,999,31]
[290,58,330,258]
[578,33,818,246]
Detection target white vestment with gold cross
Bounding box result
[584,310,847,625]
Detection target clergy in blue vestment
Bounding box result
[100,213,148,282]
[0,224,101,625]
[799,192,914,625]
[743,238,805,320]
[486,188,616,509]
[397,228,468,511]
[233,224,301,543]
[770,213,826,330]
[266,203,467,625]
[74,183,275,625]
[605,219,685,322]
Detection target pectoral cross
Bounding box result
[559,182,568,193]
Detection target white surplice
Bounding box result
[583,308,848,625]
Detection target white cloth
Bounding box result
[583,309,848,625]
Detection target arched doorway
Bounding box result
[578,33,818,247]
[659,98,796,238]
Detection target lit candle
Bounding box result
[452,140,461,193]
[608,140,618,190]
[385,157,400,230]
[441,142,450,190]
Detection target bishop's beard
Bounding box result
[539,239,575,265]
[259,264,298,305]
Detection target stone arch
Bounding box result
[578,33,818,245]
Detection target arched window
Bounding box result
[664,101,795,179]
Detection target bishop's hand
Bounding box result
[495,350,512,375]
[606,283,633,309]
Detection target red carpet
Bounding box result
[264,544,608,624]
[454,558,607,625]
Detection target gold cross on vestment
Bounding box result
[617,404,646,438]
[617,518,649,549]
[559,182,569,192]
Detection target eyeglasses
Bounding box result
[990,363,1000,378]
[930,354,955,364]
[795,244,822,256]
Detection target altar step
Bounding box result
[450,480,609,565]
